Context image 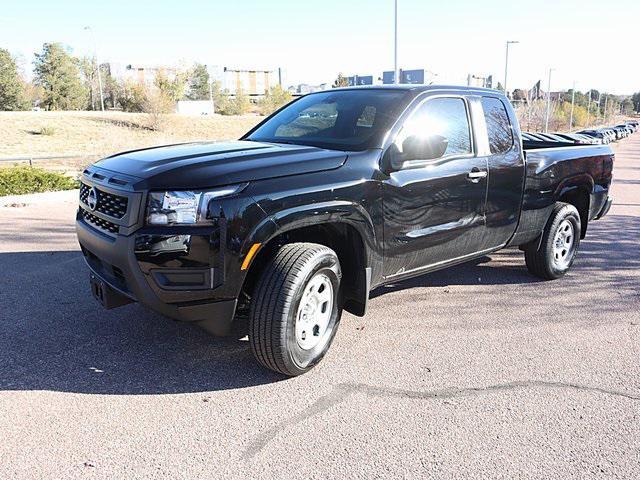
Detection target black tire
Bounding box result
[525,202,581,280]
[249,243,342,376]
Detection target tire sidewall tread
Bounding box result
[249,243,342,376]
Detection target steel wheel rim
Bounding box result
[552,219,575,268]
[295,273,333,350]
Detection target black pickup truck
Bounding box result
[76,86,614,376]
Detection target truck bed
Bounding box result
[508,142,614,247]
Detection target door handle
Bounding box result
[467,169,487,182]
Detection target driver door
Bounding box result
[382,95,488,279]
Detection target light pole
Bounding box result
[394,0,399,84]
[569,81,576,131]
[504,40,519,99]
[84,26,105,111]
[544,68,554,133]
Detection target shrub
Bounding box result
[38,126,56,136]
[118,80,147,112]
[0,166,78,196]
[258,85,292,115]
[219,87,250,116]
[143,87,174,131]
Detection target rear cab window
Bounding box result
[481,97,514,154]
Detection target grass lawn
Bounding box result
[0,111,262,161]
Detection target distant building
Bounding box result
[109,63,182,84]
[110,63,278,98]
[209,66,276,97]
[287,83,330,95]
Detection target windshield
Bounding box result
[245,89,411,151]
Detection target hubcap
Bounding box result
[295,273,333,350]
[552,219,575,268]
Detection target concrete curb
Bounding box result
[0,189,79,207]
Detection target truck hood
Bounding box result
[93,141,348,190]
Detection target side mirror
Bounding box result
[402,134,448,162]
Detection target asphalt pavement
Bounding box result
[1,136,639,479]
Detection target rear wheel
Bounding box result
[249,243,342,376]
[525,202,581,280]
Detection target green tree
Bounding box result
[79,56,98,110]
[0,48,29,110]
[186,63,210,100]
[101,64,119,109]
[258,85,292,115]
[632,92,640,113]
[219,86,250,115]
[154,69,186,102]
[333,72,349,88]
[209,80,228,112]
[117,79,146,112]
[33,43,87,110]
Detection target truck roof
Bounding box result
[318,84,504,96]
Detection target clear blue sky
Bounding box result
[3,0,639,94]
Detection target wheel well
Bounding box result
[240,223,368,316]
[559,187,590,238]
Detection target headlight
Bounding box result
[146,184,247,225]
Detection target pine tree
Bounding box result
[0,48,29,110]
[187,63,211,101]
[33,43,87,110]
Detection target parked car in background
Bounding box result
[553,133,600,144]
[617,124,633,136]
[577,129,610,142]
[599,128,617,143]
[613,126,628,139]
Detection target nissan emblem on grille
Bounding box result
[87,187,98,211]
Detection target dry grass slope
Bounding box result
[0,111,262,159]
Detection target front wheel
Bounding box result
[525,202,581,280]
[249,243,342,376]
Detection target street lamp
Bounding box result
[504,40,519,99]
[544,68,554,133]
[84,26,105,111]
[394,0,399,84]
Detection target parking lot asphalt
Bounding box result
[1,136,639,479]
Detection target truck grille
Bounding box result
[80,182,129,219]
[81,209,119,234]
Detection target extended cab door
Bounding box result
[381,94,489,279]
[476,96,525,248]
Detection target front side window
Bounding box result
[246,89,410,151]
[481,97,513,154]
[398,97,472,157]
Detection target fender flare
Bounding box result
[553,173,595,201]
[239,200,376,316]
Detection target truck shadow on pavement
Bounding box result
[0,215,637,395]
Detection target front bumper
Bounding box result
[77,219,237,335]
[75,165,248,336]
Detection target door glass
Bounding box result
[481,97,513,154]
[398,97,472,157]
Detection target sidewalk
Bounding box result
[0,189,79,208]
